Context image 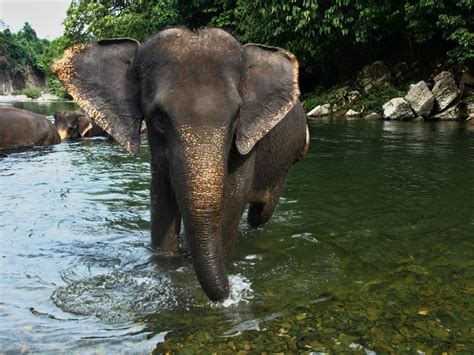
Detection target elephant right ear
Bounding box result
[52,38,142,154]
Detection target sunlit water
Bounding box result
[1,102,473,352]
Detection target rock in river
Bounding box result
[432,102,467,121]
[432,71,460,111]
[364,112,382,120]
[345,109,361,117]
[307,103,331,117]
[383,97,415,120]
[405,81,434,117]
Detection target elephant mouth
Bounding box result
[57,129,68,140]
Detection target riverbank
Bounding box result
[0,93,66,103]
[303,62,474,122]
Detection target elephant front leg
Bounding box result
[150,170,181,254]
[248,176,286,228]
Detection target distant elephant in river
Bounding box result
[53,28,309,301]
[54,109,109,140]
[0,106,61,149]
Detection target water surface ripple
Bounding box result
[1,104,473,352]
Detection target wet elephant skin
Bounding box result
[0,106,61,149]
[53,27,309,301]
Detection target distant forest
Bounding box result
[1,0,472,97]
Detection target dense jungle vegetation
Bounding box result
[1,0,472,98]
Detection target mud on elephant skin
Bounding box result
[0,106,61,149]
[53,27,309,301]
[54,109,109,140]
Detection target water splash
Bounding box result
[220,274,254,308]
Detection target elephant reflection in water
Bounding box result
[53,27,309,301]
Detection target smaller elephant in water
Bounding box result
[54,109,109,140]
[0,106,61,149]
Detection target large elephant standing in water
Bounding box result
[0,106,61,149]
[53,28,309,301]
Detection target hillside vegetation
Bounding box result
[1,1,472,98]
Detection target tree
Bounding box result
[64,0,180,43]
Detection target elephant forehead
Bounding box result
[156,83,240,120]
[175,124,227,144]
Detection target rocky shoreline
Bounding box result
[306,61,473,123]
[0,93,65,103]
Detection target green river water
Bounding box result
[0,101,473,353]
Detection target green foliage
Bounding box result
[303,83,403,114]
[41,36,73,98]
[63,0,181,43]
[404,0,474,65]
[0,23,47,77]
[301,86,340,112]
[352,83,404,113]
[12,87,43,99]
[212,0,473,75]
[0,22,49,97]
[4,0,463,100]
[21,87,43,99]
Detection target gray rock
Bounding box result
[356,61,392,93]
[383,97,415,120]
[414,116,424,122]
[345,109,361,117]
[432,71,460,111]
[364,112,382,120]
[347,90,361,103]
[307,103,331,117]
[404,81,434,117]
[432,102,467,121]
[463,89,474,120]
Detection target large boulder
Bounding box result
[404,81,434,117]
[356,61,392,93]
[307,103,331,117]
[383,98,415,120]
[464,91,474,120]
[432,102,467,121]
[432,71,460,111]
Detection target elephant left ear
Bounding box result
[236,44,300,155]
[77,114,93,137]
[52,38,142,154]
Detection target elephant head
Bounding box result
[52,28,300,301]
[54,109,94,140]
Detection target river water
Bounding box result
[0,101,473,352]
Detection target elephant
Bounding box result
[0,106,61,149]
[54,109,109,140]
[53,28,309,301]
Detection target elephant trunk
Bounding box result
[185,210,229,301]
[172,125,230,301]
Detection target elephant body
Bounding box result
[54,109,109,140]
[0,106,61,149]
[53,28,309,301]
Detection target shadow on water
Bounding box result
[1,107,473,352]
